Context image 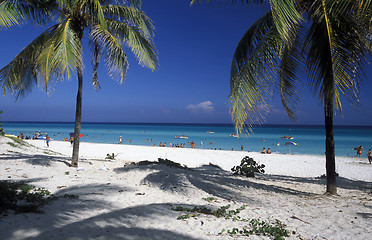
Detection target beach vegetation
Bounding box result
[172,204,246,220]
[6,136,32,149]
[191,0,371,194]
[105,153,115,160]
[173,203,289,239]
[0,0,158,168]
[232,156,265,177]
[222,219,290,240]
[0,181,51,214]
[202,196,218,202]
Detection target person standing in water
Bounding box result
[367,149,372,164]
[355,145,363,157]
[45,134,50,147]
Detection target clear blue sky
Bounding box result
[0,0,371,125]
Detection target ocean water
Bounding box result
[2,122,372,157]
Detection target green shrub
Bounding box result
[223,219,290,240]
[105,153,115,160]
[231,156,265,177]
[0,181,51,214]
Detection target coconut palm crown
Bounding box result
[192,0,371,194]
[0,0,158,167]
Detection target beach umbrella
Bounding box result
[69,133,84,138]
[285,141,297,154]
[285,141,298,146]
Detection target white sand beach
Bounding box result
[0,136,371,239]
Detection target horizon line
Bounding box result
[2,121,372,127]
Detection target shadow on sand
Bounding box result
[114,161,372,199]
[1,154,371,239]
[0,182,200,240]
[0,152,97,167]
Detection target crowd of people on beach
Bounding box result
[7,131,372,163]
[154,141,197,148]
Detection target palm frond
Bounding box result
[324,0,371,19]
[0,1,21,28]
[230,11,273,83]
[37,20,82,89]
[6,0,56,25]
[229,11,282,134]
[77,0,107,29]
[269,0,302,43]
[90,25,129,83]
[105,18,157,71]
[279,23,303,121]
[0,29,51,98]
[90,38,101,89]
[304,0,370,112]
[102,4,154,38]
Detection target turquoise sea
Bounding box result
[2,122,372,157]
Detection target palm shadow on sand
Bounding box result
[114,161,317,203]
[114,160,372,200]
[1,153,371,239]
[0,182,200,240]
[0,152,71,167]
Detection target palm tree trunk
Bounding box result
[71,66,83,167]
[324,98,337,194]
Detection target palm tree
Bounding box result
[192,0,371,194]
[0,0,158,167]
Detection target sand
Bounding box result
[0,136,371,240]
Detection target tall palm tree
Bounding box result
[0,0,158,167]
[192,0,371,194]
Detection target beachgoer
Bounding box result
[261,147,266,154]
[70,136,74,145]
[267,148,272,154]
[367,149,372,164]
[241,145,244,151]
[355,145,363,157]
[119,136,123,144]
[46,134,50,147]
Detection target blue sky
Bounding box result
[0,0,371,125]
